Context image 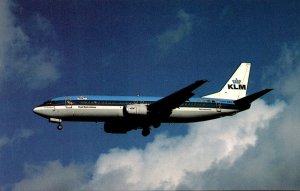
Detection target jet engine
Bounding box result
[104,122,129,134]
[125,104,148,116]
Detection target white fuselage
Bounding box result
[33,97,239,123]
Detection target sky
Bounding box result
[1,0,300,190]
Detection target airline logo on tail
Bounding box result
[228,78,247,90]
[202,62,251,100]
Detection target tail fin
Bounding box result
[203,63,251,100]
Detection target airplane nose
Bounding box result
[33,106,52,118]
[33,107,39,114]
[33,107,43,115]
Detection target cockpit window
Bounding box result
[43,100,53,106]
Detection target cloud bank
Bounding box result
[13,161,87,191]
[0,0,60,90]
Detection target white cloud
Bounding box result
[13,161,88,191]
[273,43,300,96]
[14,48,61,89]
[0,0,60,90]
[157,9,193,51]
[0,129,34,151]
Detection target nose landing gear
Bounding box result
[49,118,63,131]
[57,124,63,130]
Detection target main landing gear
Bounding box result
[141,122,161,137]
[142,127,150,137]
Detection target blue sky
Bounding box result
[1,0,300,190]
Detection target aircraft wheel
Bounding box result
[142,128,150,137]
[57,124,63,130]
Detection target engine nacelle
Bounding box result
[125,104,148,116]
[104,122,129,134]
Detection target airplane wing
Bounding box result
[104,80,207,134]
[148,80,207,117]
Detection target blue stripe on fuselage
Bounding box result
[52,95,161,102]
[49,95,237,109]
[52,95,234,103]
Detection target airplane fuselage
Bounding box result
[33,95,244,124]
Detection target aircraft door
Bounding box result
[216,102,222,112]
[65,98,73,108]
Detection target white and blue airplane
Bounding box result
[33,63,272,136]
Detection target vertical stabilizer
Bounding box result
[203,63,251,100]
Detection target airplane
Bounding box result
[33,63,272,137]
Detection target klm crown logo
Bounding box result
[232,78,241,84]
[228,78,246,90]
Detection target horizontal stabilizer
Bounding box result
[234,89,273,105]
